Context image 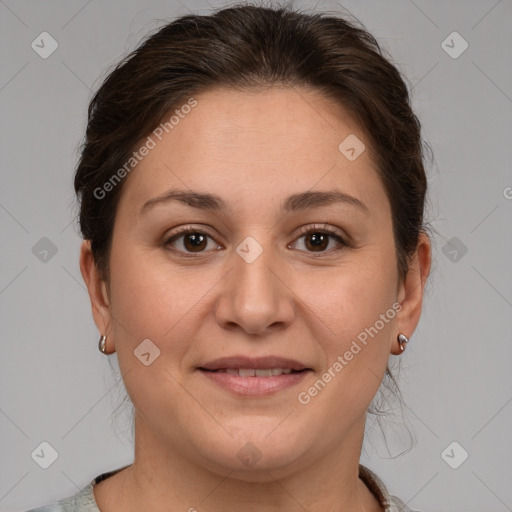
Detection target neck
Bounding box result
[96,412,382,512]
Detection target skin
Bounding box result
[80,86,431,512]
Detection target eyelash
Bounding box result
[163,224,349,258]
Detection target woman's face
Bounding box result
[84,86,426,477]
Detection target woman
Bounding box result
[29,4,431,511]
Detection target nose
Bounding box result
[214,238,295,336]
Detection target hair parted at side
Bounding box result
[74,2,430,284]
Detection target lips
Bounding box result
[198,356,313,395]
[199,355,311,373]
[205,368,302,377]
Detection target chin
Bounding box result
[190,425,310,479]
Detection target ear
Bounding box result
[391,232,431,355]
[79,240,114,353]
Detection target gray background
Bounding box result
[1,0,511,511]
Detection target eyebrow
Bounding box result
[139,188,370,216]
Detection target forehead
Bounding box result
[117,86,387,219]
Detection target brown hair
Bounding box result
[74,3,430,284]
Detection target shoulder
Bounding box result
[25,481,97,512]
[388,494,420,512]
[359,464,420,512]
[25,465,130,512]
[25,481,98,512]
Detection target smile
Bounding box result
[198,368,311,396]
[204,368,301,377]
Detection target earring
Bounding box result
[98,334,108,354]
[397,333,409,352]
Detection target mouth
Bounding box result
[197,356,313,395]
[199,355,311,372]
[197,366,312,396]
[199,368,308,377]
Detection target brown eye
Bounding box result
[291,227,347,254]
[304,232,330,252]
[164,228,220,255]
[181,232,208,252]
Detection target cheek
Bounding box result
[296,244,398,414]
[298,247,397,348]
[294,264,397,426]
[106,249,202,420]
[107,242,224,368]
[106,242,186,354]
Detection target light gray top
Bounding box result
[27,464,417,511]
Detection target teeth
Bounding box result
[255,369,272,377]
[217,368,296,377]
[239,368,256,377]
